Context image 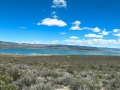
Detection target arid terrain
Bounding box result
[0,55,120,90]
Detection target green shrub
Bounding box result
[58,72,73,86]
[0,75,12,84]
[4,83,18,90]
[70,78,101,90]
[70,79,84,90]
[41,68,61,78]
[16,74,36,89]
[0,80,18,90]
[23,83,53,90]
[8,69,22,81]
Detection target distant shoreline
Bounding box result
[0,53,54,57]
[0,53,120,57]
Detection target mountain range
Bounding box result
[0,41,120,51]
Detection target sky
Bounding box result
[0,0,120,48]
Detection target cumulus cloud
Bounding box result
[69,21,92,31]
[64,36,82,45]
[84,34,103,38]
[51,11,59,19]
[52,0,67,8]
[113,33,120,37]
[69,36,79,39]
[64,38,120,45]
[112,29,120,37]
[69,21,81,30]
[100,31,110,36]
[84,39,120,45]
[92,27,101,32]
[69,21,102,33]
[88,39,120,44]
[73,21,81,25]
[37,18,67,27]
[70,26,80,30]
[113,29,120,33]
[80,27,93,31]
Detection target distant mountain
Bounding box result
[0,41,120,51]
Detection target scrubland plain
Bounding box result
[0,55,120,90]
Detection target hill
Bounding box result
[0,41,119,51]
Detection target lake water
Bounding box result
[0,48,120,56]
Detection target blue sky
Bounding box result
[0,0,120,48]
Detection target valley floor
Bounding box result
[0,55,120,90]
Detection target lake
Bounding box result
[0,48,120,56]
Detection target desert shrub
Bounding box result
[14,64,29,70]
[7,68,22,81]
[0,66,6,75]
[58,72,73,86]
[41,68,61,78]
[16,73,36,89]
[0,75,12,84]
[23,83,53,90]
[4,83,18,90]
[0,80,18,90]
[0,80,5,89]
[70,79,85,90]
[95,73,104,79]
[66,66,75,74]
[109,79,120,89]
[36,77,46,84]
[70,78,101,90]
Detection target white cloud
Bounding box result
[90,39,120,44]
[113,29,120,37]
[37,18,67,27]
[113,29,120,33]
[84,34,103,38]
[64,38,120,45]
[70,26,80,30]
[32,41,42,44]
[51,40,60,44]
[52,15,59,19]
[92,27,101,32]
[69,21,93,31]
[113,33,120,37]
[60,32,66,35]
[52,0,67,8]
[73,21,81,25]
[69,36,79,39]
[69,21,101,33]
[100,31,110,36]
[64,36,83,45]
[19,41,42,44]
[37,22,41,26]
[69,21,81,30]
[80,27,93,30]
[51,11,59,19]
[64,39,83,44]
